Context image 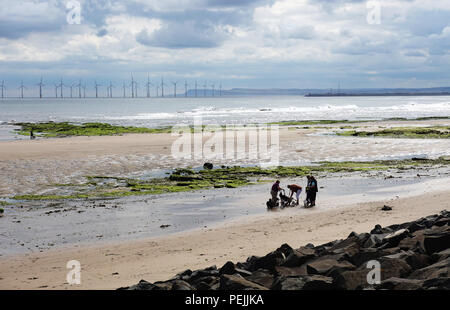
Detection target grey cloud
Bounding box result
[136,20,227,48]
[403,50,427,57]
[129,4,258,49]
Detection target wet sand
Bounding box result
[1,119,450,197]
[0,186,449,290]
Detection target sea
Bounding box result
[1,95,450,130]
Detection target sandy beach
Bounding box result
[1,187,449,290]
[1,119,450,197]
[0,118,449,290]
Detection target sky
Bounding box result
[0,0,449,96]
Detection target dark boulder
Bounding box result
[219,274,268,290]
[423,227,450,254]
[422,277,450,290]
[281,246,316,267]
[381,229,411,248]
[347,248,392,267]
[188,266,219,282]
[246,244,292,272]
[370,224,384,235]
[271,275,336,290]
[245,269,274,288]
[408,257,450,280]
[383,250,431,270]
[203,163,213,169]
[375,277,423,290]
[306,258,356,275]
[431,248,450,262]
[119,279,157,290]
[363,234,388,248]
[275,265,308,278]
[172,280,195,290]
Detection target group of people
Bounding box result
[270,175,318,207]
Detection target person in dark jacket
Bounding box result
[305,175,318,207]
[271,180,282,201]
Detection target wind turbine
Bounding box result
[54,83,59,98]
[94,80,101,98]
[203,81,207,97]
[134,81,139,98]
[184,80,189,97]
[130,75,134,98]
[0,80,5,99]
[37,76,45,98]
[107,81,114,98]
[194,81,198,97]
[172,81,178,98]
[82,83,86,98]
[19,80,27,99]
[161,77,166,98]
[122,82,128,98]
[69,83,75,98]
[156,85,160,97]
[130,74,137,98]
[146,74,153,98]
[59,77,65,98]
[76,79,82,98]
[219,83,222,97]
[210,83,215,97]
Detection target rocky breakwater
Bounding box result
[120,210,450,290]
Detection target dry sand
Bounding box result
[1,188,449,290]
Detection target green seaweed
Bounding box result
[11,157,450,201]
[337,126,450,139]
[14,122,172,137]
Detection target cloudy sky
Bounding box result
[0,0,449,96]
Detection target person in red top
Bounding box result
[287,184,302,205]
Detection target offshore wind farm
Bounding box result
[0,75,225,99]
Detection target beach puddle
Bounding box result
[1,170,449,257]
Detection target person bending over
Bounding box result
[287,184,302,205]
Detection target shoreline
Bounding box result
[1,184,449,290]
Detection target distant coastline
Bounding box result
[305,92,450,97]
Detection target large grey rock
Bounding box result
[246,244,292,272]
[172,280,196,290]
[281,246,316,267]
[245,269,274,288]
[382,229,411,248]
[376,277,423,290]
[383,250,431,270]
[409,257,450,280]
[271,275,336,290]
[306,258,356,275]
[431,248,450,262]
[275,265,308,277]
[219,274,268,290]
[119,279,157,290]
[423,228,450,254]
[422,277,450,290]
